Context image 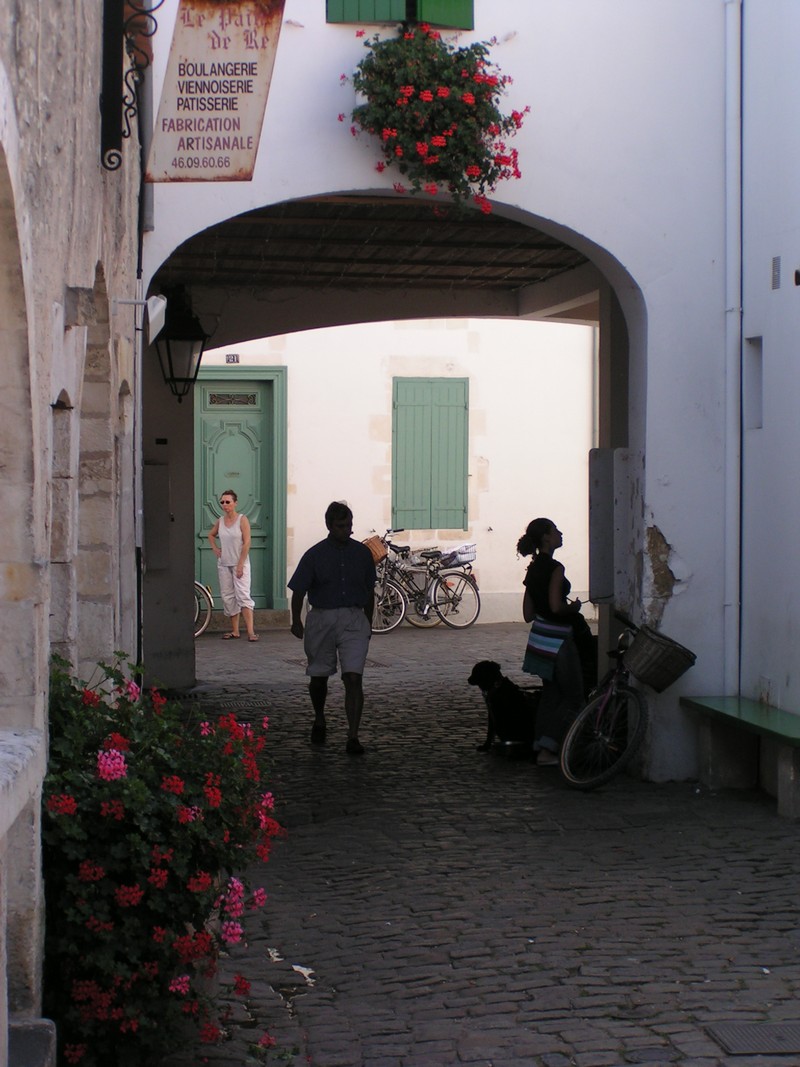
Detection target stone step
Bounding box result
[9,1020,56,1067]
[206,608,289,632]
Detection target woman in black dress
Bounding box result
[517,518,594,761]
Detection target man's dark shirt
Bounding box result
[288,535,376,609]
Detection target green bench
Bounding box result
[681,695,800,818]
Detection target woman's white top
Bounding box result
[218,513,244,567]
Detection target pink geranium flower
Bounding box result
[97,749,127,781]
[220,920,244,944]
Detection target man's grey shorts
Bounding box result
[304,606,371,677]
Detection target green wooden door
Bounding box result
[195,381,273,608]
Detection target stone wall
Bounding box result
[0,0,143,1060]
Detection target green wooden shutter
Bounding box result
[393,378,468,530]
[393,379,433,529]
[430,379,468,528]
[417,0,473,29]
[326,0,406,22]
[327,0,472,26]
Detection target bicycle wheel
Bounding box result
[372,579,407,634]
[432,570,481,629]
[194,582,213,637]
[559,684,648,790]
[404,590,442,628]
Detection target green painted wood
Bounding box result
[681,695,800,745]
[195,368,288,610]
[417,0,473,29]
[392,377,467,530]
[327,0,406,23]
[393,378,432,529]
[430,378,468,528]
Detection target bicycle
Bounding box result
[382,534,445,628]
[194,580,214,638]
[367,530,481,633]
[559,614,696,790]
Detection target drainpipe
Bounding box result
[723,0,743,694]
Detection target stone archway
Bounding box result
[144,194,647,687]
[0,149,39,727]
[0,131,47,1024]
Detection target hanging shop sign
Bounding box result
[146,0,284,182]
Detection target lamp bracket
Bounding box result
[113,295,168,344]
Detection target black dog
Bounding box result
[468,660,539,750]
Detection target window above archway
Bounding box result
[327,0,473,30]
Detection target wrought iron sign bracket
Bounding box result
[101,0,166,171]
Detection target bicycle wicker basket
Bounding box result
[453,543,477,563]
[624,625,697,693]
[362,536,388,564]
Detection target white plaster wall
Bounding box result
[144,1,727,296]
[740,1,800,712]
[202,317,595,623]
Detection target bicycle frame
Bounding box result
[385,553,439,619]
[584,668,625,737]
[559,626,648,789]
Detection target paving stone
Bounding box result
[159,623,800,1067]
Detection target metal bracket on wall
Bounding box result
[101,0,167,170]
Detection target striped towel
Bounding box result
[522,615,572,681]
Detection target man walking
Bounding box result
[288,501,376,754]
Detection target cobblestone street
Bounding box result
[164,623,800,1067]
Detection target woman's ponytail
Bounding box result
[516,517,554,557]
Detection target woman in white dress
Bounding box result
[208,489,257,641]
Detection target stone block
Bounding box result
[0,488,36,560]
[697,717,759,790]
[86,323,111,349]
[0,733,44,843]
[48,478,76,561]
[76,550,113,598]
[47,565,76,645]
[0,608,38,702]
[64,286,96,327]
[7,802,43,1016]
[0,563,45,608]
[76,414,113,454]
[80,379,112,417]
[76,493,114,546]
[77,600,115,670]
[9,1019,56,1067]
[776,744,800,819]
[78,453,114,497]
